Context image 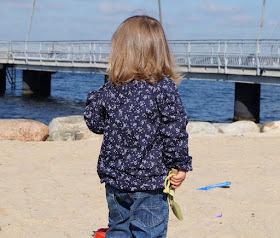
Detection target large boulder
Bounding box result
[0,119,49,141]
[220,121,260,135]
[213,123,231,133]
[47,130,79,141]
[186,121,220,135]
[261,121,280,134]
[48,115,101,141]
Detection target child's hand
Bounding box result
[170,169,186,189]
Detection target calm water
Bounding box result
[0,70,279,125]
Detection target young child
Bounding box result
[84,15,192,238]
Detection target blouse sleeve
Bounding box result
[156,79,192,171]
[84,90,106,134]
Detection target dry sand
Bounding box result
[0,134,279,238]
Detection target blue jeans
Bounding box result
[105,184,169,238]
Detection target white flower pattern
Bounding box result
[84,77,192,191]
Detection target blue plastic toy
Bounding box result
[197,181,231,190]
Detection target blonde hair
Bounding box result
[108,15,179,86]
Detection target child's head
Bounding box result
[108,15,179,86]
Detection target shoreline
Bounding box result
[1,116,280,142]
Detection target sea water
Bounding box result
[0,70,279,125]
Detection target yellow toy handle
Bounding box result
[163,169,178,194]
[163,168,184,221]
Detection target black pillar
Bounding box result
[0,65,6,94]
[234,82,261,123]
[104,74,109,84]
[22,70,52,96]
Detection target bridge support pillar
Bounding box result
[0,65,6,94]
[22,70,52,96]
[104,74,109,84]
[234,82,261,123]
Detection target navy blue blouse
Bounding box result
[84,77,192,191]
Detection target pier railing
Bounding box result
[0,40,280,74]
[169,40,280,73]
[0,41,111,64]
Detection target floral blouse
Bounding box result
[84,77,192,191]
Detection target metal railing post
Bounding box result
[277,45,280,66]
[93,42,96,63]
[217,42,221,73]
[54,42,57,66]
[256,41,260,75]
[224,42,227,73]
[82,44,85,62]
[25,42,28,64]
[39,42,42,64]
[89,43,92,66]
[71,43,74,66]
[9,42,14,64]
[6,42,10,63]
[187,42,191,71]
[210,44,214,64]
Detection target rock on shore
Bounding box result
[48,115,101,141]
[0,119,49,141]
[186,121,220,135]
[216,120,260,135]
[261,121,280,133]
[187,120,260,135]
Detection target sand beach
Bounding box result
[0,134,280,238]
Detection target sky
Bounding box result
[0,0,280,41]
